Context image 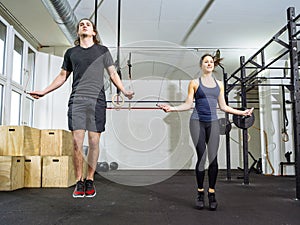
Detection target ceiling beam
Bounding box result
[181,0,215,45]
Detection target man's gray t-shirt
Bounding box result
[62,44,114,103]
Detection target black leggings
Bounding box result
[189,119,220,189]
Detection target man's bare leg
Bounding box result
[72,130,85,181]
[83,131,100,198]
[72,129,86,198]
[86,131,101,180]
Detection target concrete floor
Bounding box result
[0,170,299,225]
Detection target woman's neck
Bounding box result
[200,72,216,87]
[201,72,213,78]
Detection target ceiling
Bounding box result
[1,0,300,77]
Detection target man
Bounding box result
[30,18,134,198]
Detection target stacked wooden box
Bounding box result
[40,129,75,188]
[0,126,40,191]
[0,126,75,191]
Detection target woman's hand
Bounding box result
[241,107,254,117]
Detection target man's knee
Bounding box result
[88,133,100,148]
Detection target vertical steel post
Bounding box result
[117,0,121,67]
[240,56,250,184]
[116,0,122,94]
[223,68,231,180]
[94,0,98,27]
[287,7,300,200]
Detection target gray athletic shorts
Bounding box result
[67,97,106,133]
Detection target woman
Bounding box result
[158,54,253,210]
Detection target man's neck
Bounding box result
[79,36,94,48]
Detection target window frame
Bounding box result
[0,16,8,77]
[0,15,36,126]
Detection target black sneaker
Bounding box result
[195,191,205,210]
[85,179,96,198]
[73,180,85,198]
[208,192,218,210]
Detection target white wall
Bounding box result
[33,52,70,130]
[33,51,256,171]
[33,52,52,129]
[49,55,71,129]
[259,62,294,176]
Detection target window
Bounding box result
[0,17,36,126]
[0,21,6,75]
[25,47,35,92]
[22,97,33,126]
[10,90,21,125]
[12,35,23,84]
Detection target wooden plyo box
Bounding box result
[0,126,7,155]
[40,129,73,156]
[0,156,24,191]
[42,156,75,188]
[24,156,42,188]
[0,126,40,156]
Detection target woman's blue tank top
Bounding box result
[190,77,220,122]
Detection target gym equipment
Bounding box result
[280,161,295,176]
[281,86,289,142]
[285,151,292,163]
[111,0,124,109]
[218,110,254,135]
[82,145,88,156]
[112,94,124,108]
[127,52,133,91]
[223,7,300,198]
[218,118,231,135]
[256,158,263,174]
[127,52,134,110]
[96,161,109,172]
[110,162,119,170]
[237,151,261,179]
[232,112,255,129]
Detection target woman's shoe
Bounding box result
[195,191,205,209]
[208,191,218,210]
